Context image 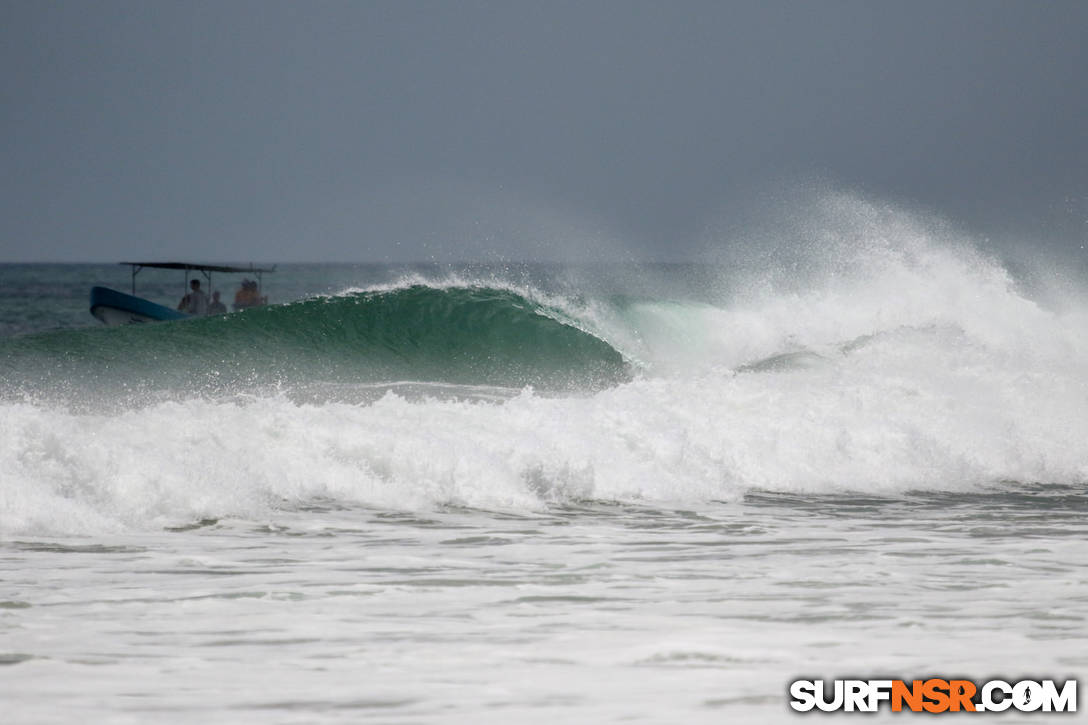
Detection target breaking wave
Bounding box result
[0,284,630,399]
[2,193,1086,534]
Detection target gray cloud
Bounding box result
[2,0,1086,261]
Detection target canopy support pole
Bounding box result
[130,264,143,295]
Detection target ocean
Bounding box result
[2,202,1087,722]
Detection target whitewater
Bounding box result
[2,196,1086,722]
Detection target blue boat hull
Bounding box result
[90,286,190,325]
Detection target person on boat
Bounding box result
[233,279,262,310]
[207,290,227,315]
[177,279,209,315]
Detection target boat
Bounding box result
[90,262,276,326]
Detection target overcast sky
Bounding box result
[2,0,1086,262]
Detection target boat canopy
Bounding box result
[119,262,276,295]
[120,262,276,274]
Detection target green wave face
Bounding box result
[0,285,630,401]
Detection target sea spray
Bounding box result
[2,196,1087,536]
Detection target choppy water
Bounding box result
[2,195,1086,722]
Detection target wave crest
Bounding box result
[0,285,631,402]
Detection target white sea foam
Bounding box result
[2,338,1085,535]
[2,196,1086,536]
[3,198,1088,725]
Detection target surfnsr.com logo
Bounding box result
[789,679,1077,713]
